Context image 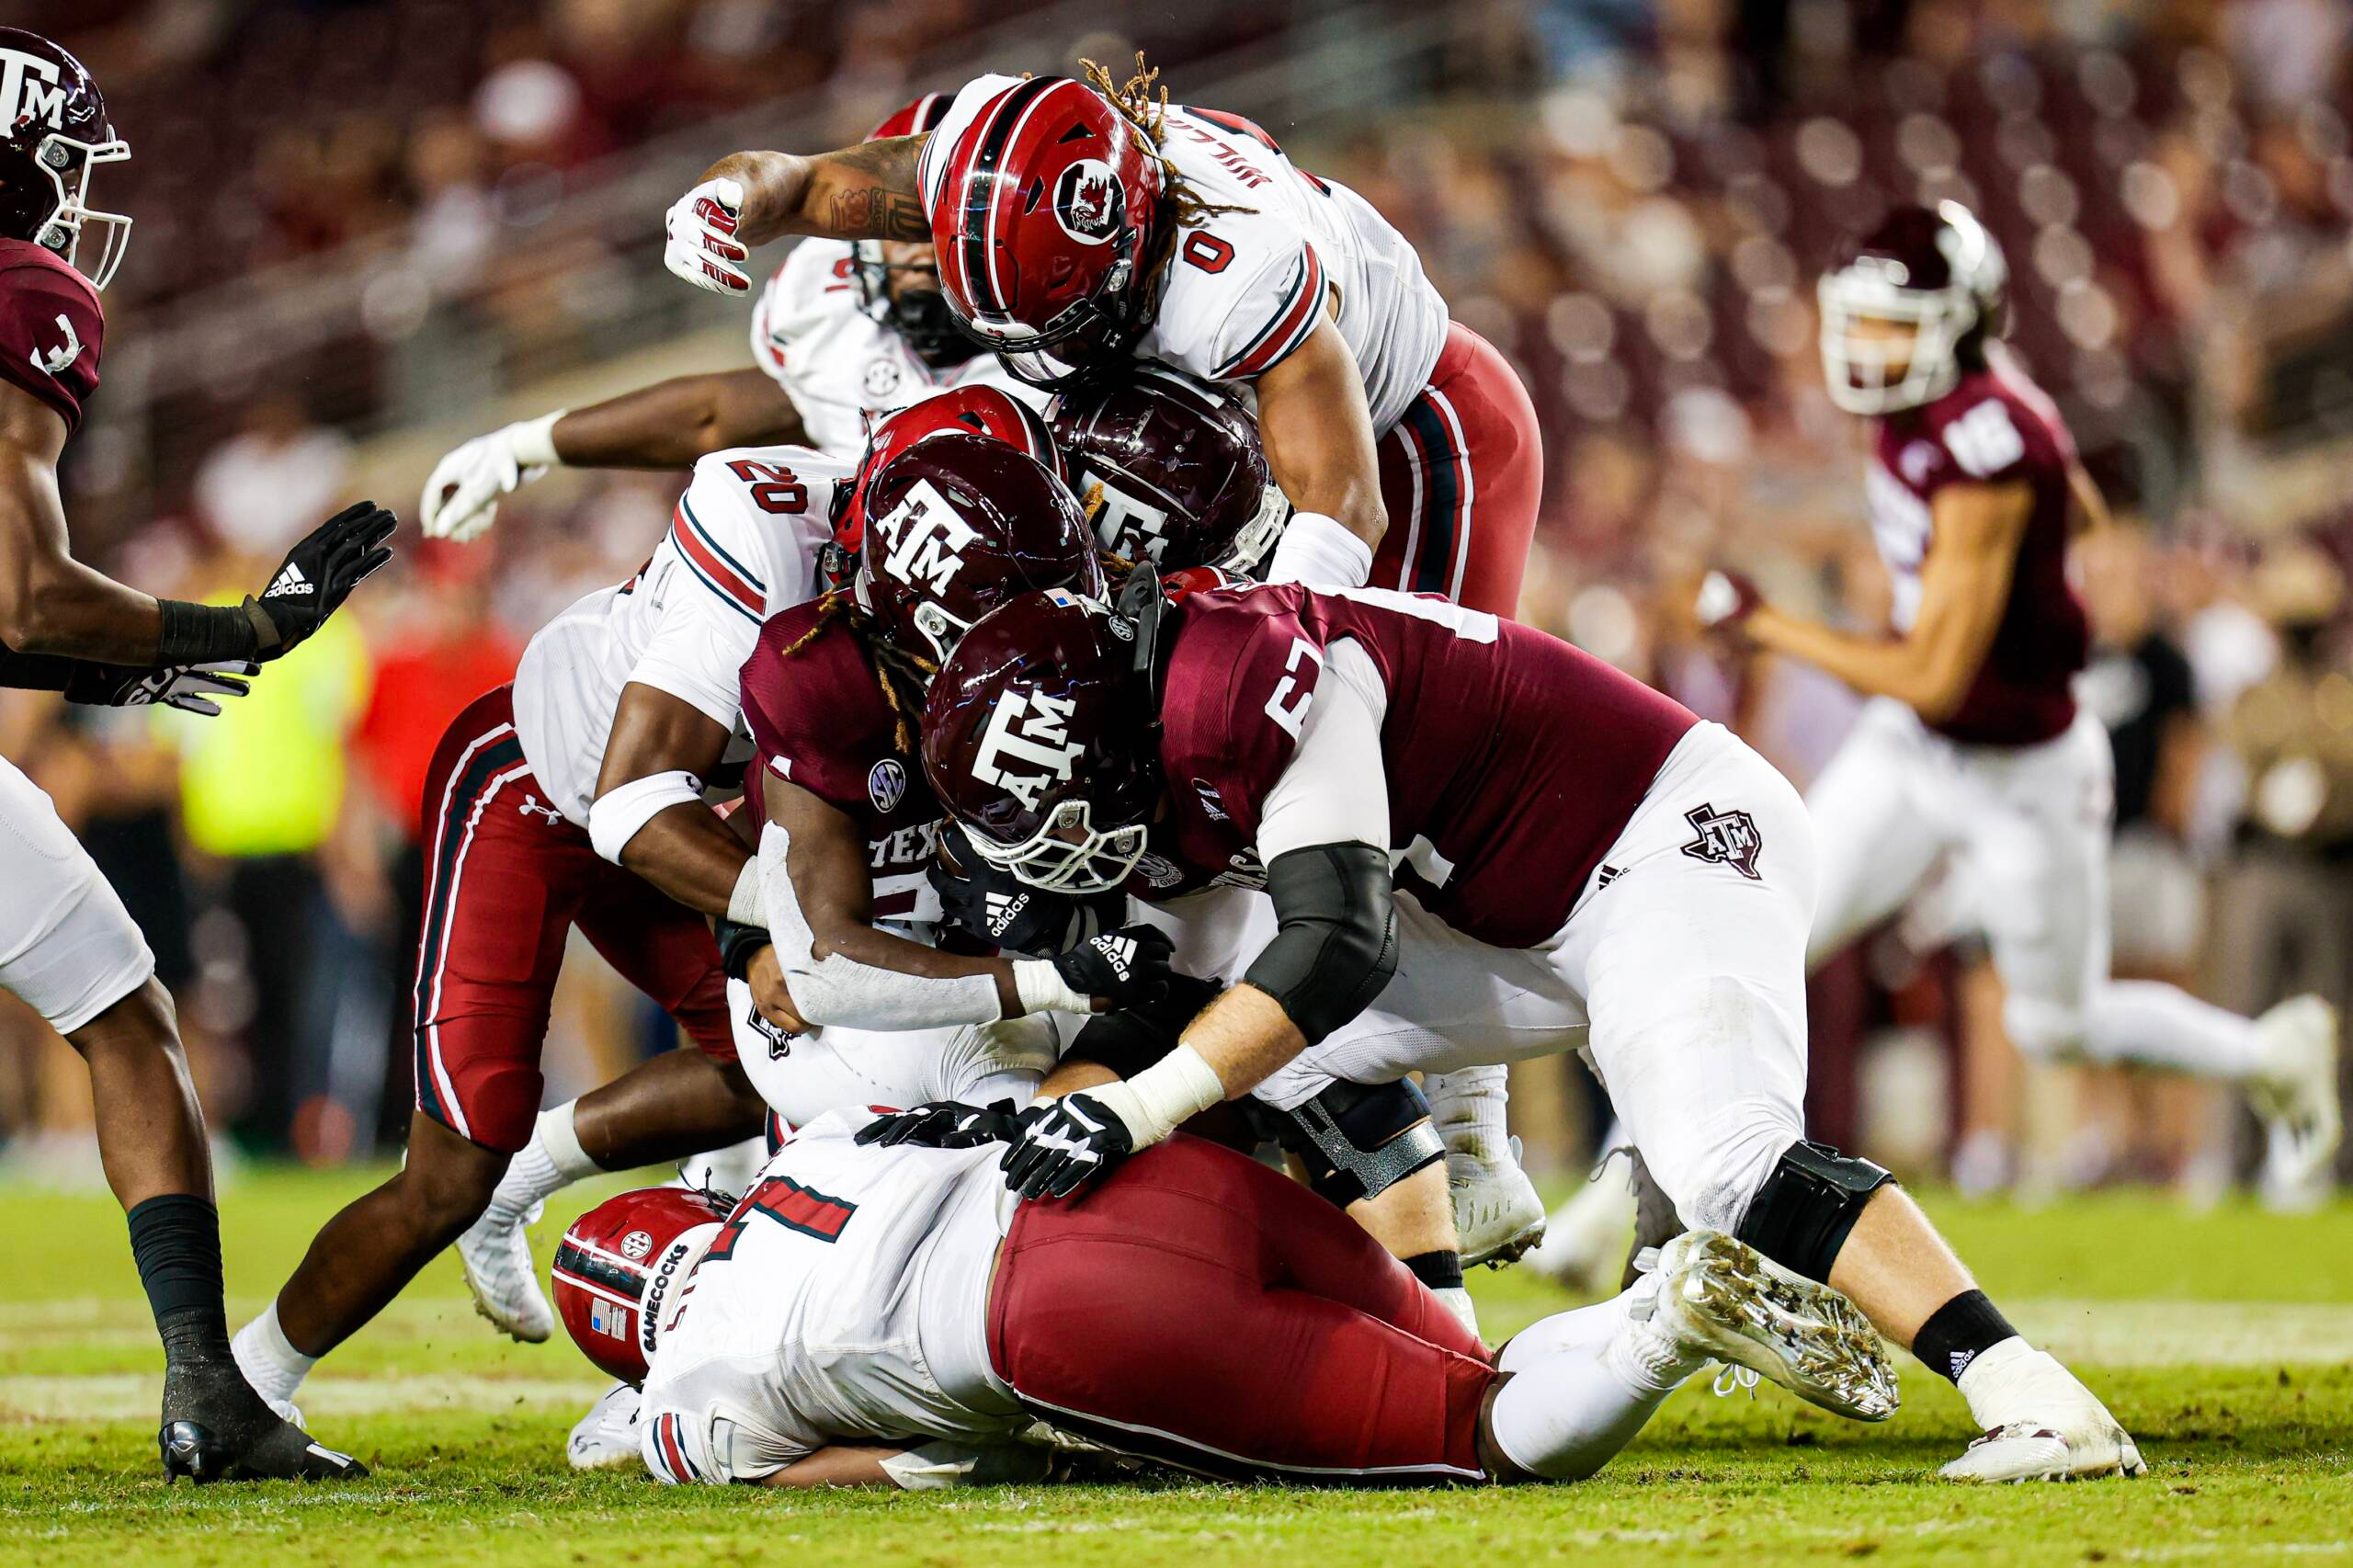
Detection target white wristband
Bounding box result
[511,409,566,470]
[1264,510,1374,591]
[587,769,703,864]
[1011,960,1092,1017]
[1085,1044,1226,1149]
[727,854,764,927]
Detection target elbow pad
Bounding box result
[1243,843,1397,1046]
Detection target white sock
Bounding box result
[232,1300,318,1406]
[1488,1293,1694,1480]
[1425,1066,1510,1163]
[2081,981,2262,1079]
[491,1101,600,1221]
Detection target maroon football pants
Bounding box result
[986,1136,1497,1484]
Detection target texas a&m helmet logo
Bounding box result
[874,479,981,595]
[1679,802,1763,881]
[0,49,72,134]
[972,689,1085,811]
[1053,159,1126,245]
[1094,483,1176,563]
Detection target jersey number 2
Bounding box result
[726,460,809,515]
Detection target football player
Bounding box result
[911,577,2147,1482]
[549,1109,1895,1490]
[1700,203,2339,1197]
[418,95,1039,544]
[230,401,1165,1418]
[0,29,389,1482]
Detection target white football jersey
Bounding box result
[637,1108,1022,1483]
[511,445,846,825]
[748,240,1047,458]
[919,75,1449,434]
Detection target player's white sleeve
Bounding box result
[1255,640,1391,862]
[916,73,1028,211]
[1157,233,1328,387]
[640,1391,813,1485]
[749,241,856,389]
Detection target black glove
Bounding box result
[243,502,398,661]
[857,1099,1022,1151]
[1000,1093,1134,1199]
[930,823,1126,957]
[1064,973,1224,1079]
[712,916,771,981]
[63,659,256,717]
[1050,924,1176,1010]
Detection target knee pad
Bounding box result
[1733,1140,1895,1282]
[2001,994,2086,1063]
[1260,1079,1445,1208]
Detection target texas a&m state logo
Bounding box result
[1679,802,1763,881]
[972,688,1085,811]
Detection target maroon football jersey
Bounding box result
[1867,357,2089,745]
[738,599,942,922]
[1153,585,1699,949]
[0,240,102,434]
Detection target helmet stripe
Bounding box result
[947,74,1061,316]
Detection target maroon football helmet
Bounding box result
[835,385,1061,553]
[551,1186,728,1385]
[926,76,1165,389]
[1818,200,2007,415]
[921,587,1160,892]
[857,431,1105,665]
[0,30,131,289]
[1050,365,1289,574]
[853,92,970,369]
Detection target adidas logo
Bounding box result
[263,562,313,598]
[1949,1348,1979,1380]
[984,889,1029,937]
[1092,935,1136,981]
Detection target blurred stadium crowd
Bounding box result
[6,0,2350,1201]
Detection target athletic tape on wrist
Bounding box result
[1012,960,1092,1017]
[155,597,260,666]
[1090,1043,1224,1146]
[727,854,764,927]
[587,769,703,864]
[513,409,566,470]
[1264,510,1374,591]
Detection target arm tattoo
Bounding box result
[827,188,928,241]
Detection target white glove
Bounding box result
[420,412,563,543]
[665,176,751,296]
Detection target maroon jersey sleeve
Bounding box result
[0,241,103,433]
[1910,362,2074,495]
[1157,592,1325,842]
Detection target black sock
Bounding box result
[1405,1249,1464,1291]
[1913,1289,2018,1384]
[127,1193,233,1365]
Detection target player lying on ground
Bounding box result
[419,96,1035,544]
[913,574,2145,1482]
[661,57,1548,1239]
[549,1109,1895,1489]
[0,28,390,1482]
[1699,201,2338,1200]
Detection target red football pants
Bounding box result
[411,686,733,1153]
[1369,322,1542,619]
[987,1137,1497,1485]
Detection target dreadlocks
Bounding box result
[1080,51,1254,233]
[776,591,938,756]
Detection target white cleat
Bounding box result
[1639,1230,1899,1423]
[1528,1153,1640,1293]
[1449,1137,1547,1268]
[568,1381,645,1471]
[2249,995,2340,1206]
[1943,1339,2145,1483]
[458,1199,553,1343]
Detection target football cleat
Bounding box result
[160,1358,366,1483]
[1449,1137,1547,1268]
[1942,1339,2144,1483]
[1637,1231,1899,1423]
[568,1381,646,1471]
[458,1198,554,1343]
[2248,994,2340,1207]
[1527,1151,1639,1292]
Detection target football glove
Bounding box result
[63,659,256,718]
[1694,568,1763,631]
[244,502,398,662]
[931,823,1126,957]
[1051,924,1176,1009]
[1000,1093,1133,1200]
[665,177,751,296]
[857,1099,1022,1151]
[422,414,563,543]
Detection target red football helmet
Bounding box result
[1818,200,2008,415]
[921,586,1159,892]
[835,385,1061,552]
[1050,365,1288,574]
[926,75,1165,389]
[552,1186,728,1385]
[0,29,131,289]
[858,430,1105,665]
[854,92,969,368]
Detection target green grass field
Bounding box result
[1,1168,2347,1566]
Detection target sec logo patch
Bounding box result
[864,358,905,401]
[868,757,908,814]
[620,1230,654,1261]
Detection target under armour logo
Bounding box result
[262,562,312,598]
[28,312,79,375]
[1679,802,1764,881]
[517,794,563,824]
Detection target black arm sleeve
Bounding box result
[1242,843,1398,1046]
[0,642,88,691]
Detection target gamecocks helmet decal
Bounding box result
[1818,200,2008,415]
[922,588,1160,892]
[834,385,1062,553]
[551,1186,727,1385]
[926,75,1165,389]
[856,431,1104,665]
[0,29,131,289]
[1050,365,1288,574]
